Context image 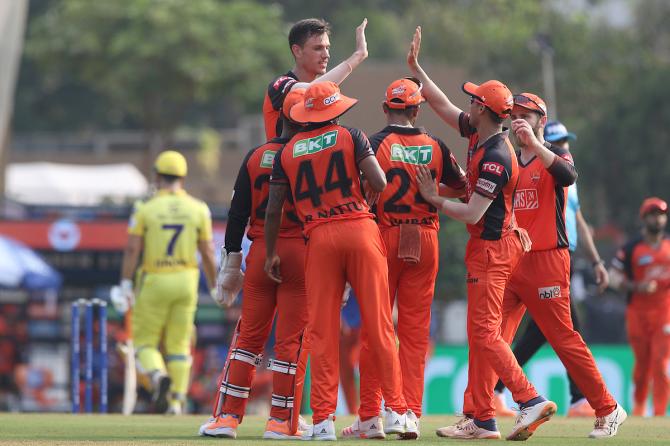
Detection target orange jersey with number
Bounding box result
[370,125,466,229]
[271,123,374,236]
[514,143,575,251]
[263,72,299,140]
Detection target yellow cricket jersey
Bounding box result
[128,189,213,273]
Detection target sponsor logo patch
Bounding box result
[514,189,539,210]
[293,130,338,157]
[476,177,497,194]
[390,143,433,165]
[638,255,653,266]
[538,286,561,299]
[260,150,276,168]
[273,76,291,90]
[482,161,504,176]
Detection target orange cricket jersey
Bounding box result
[370,125,466,230]
[263,72,299,141]
[271,122,374,236]
[613,234,670,307]
[459,113,519,240]
[514,142,574,251]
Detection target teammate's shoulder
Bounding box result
[622,234,644,253]
[267,72,298,93]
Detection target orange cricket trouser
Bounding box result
[461,232,538,421]
[359,225,438,419]
[498,249,616,418]
[222,237,307,421]
[627,303,670,416]
[304,218,407,424]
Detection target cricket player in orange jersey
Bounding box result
[343,77,466,440]
[199,89,309,439]
[611,197,670,417]
[263,18,369,140]
[407,26,556,441]
[264,82,414,440]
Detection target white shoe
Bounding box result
[198,417,215,436]
[436,415,472,437]
[399,410,420,440]
[298,415,312,432]
[383,408,407,435]
[341,416,385,439]
[302,414,336,441]
[438,417,501,440]
[506,399,557,441]
[589,404,627,438]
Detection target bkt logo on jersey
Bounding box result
[293,130,338,157]
[390,143,433,165]
[514,189,539,210]
[482,162,504,176]
[538,286,561,299]
[260,150,277,168]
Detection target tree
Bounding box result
[24,0,290,165]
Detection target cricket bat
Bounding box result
[120,310,137,415]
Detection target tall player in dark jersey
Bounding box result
[407,27,555,441]
[263,18,369,140]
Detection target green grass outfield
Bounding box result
[0,414,668,445]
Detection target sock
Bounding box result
[520,395,546,409]
[474,418,498,431]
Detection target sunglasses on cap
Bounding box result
[513,94,546,116]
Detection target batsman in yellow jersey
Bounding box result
[113,150,217,414]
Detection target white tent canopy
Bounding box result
[6,162,149,206]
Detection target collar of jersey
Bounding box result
[156,189,186,196]
[383,125,426,135]
[476,129,509,152]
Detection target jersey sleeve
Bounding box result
[474,149,512,199]
[270,147,289,185]
[345,127,374,165]
[368,131,388,155]
[546,143,578,186]
[612,238,637,279]
[435,137,467,190]
[127,203,145,236]
[199,202,213,242]
[267,75,298,111]
[459,112,476,138]
[225,149,255,252]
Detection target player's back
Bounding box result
[132,190,211,274]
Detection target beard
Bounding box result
[645,222,664,235]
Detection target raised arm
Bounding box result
[407,26,462,131]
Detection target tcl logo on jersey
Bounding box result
[538,286,561,299]
[390,143,433,165]
[293,130,338,157]
[260,150,277,168]
[273,76,291,90]
[514,189,539,210]
[482,162,504,176]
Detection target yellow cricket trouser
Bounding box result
[132,268,199,398]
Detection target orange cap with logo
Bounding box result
[639,197,668,218]
[290,81,358,124]
[462,80,514,118]
[282,87,306,120]
[513,92,547,116]
[384,77,425,109]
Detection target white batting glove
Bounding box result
[214,249,244,308]
[110,279,135,314]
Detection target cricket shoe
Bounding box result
[263,418,303,440]
[437,417,500,440]
[151,373,171,414]
[399,410,420,440]
[435,415,472,437]
[298,415,312,432]
[567,398,595,417]
[200,414,239,438]
[302,414,336,441]
[494,392,516,417]
[166,400,183,416]
[506,399,557,441]
[589,404,627,438]
[383,408,417,435]
[341,415,385,439]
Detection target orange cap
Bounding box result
[384,77,425,109]
[639,197,668,218]
[462,80,513,118]
[290,82,358,124]
[513,92,547,116]
[282,87,306,120]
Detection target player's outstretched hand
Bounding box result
[415,164,438,202]
[407,26,422,72]
[265,254,282,283]
[355,18,368,60]
[512,119,538,149]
